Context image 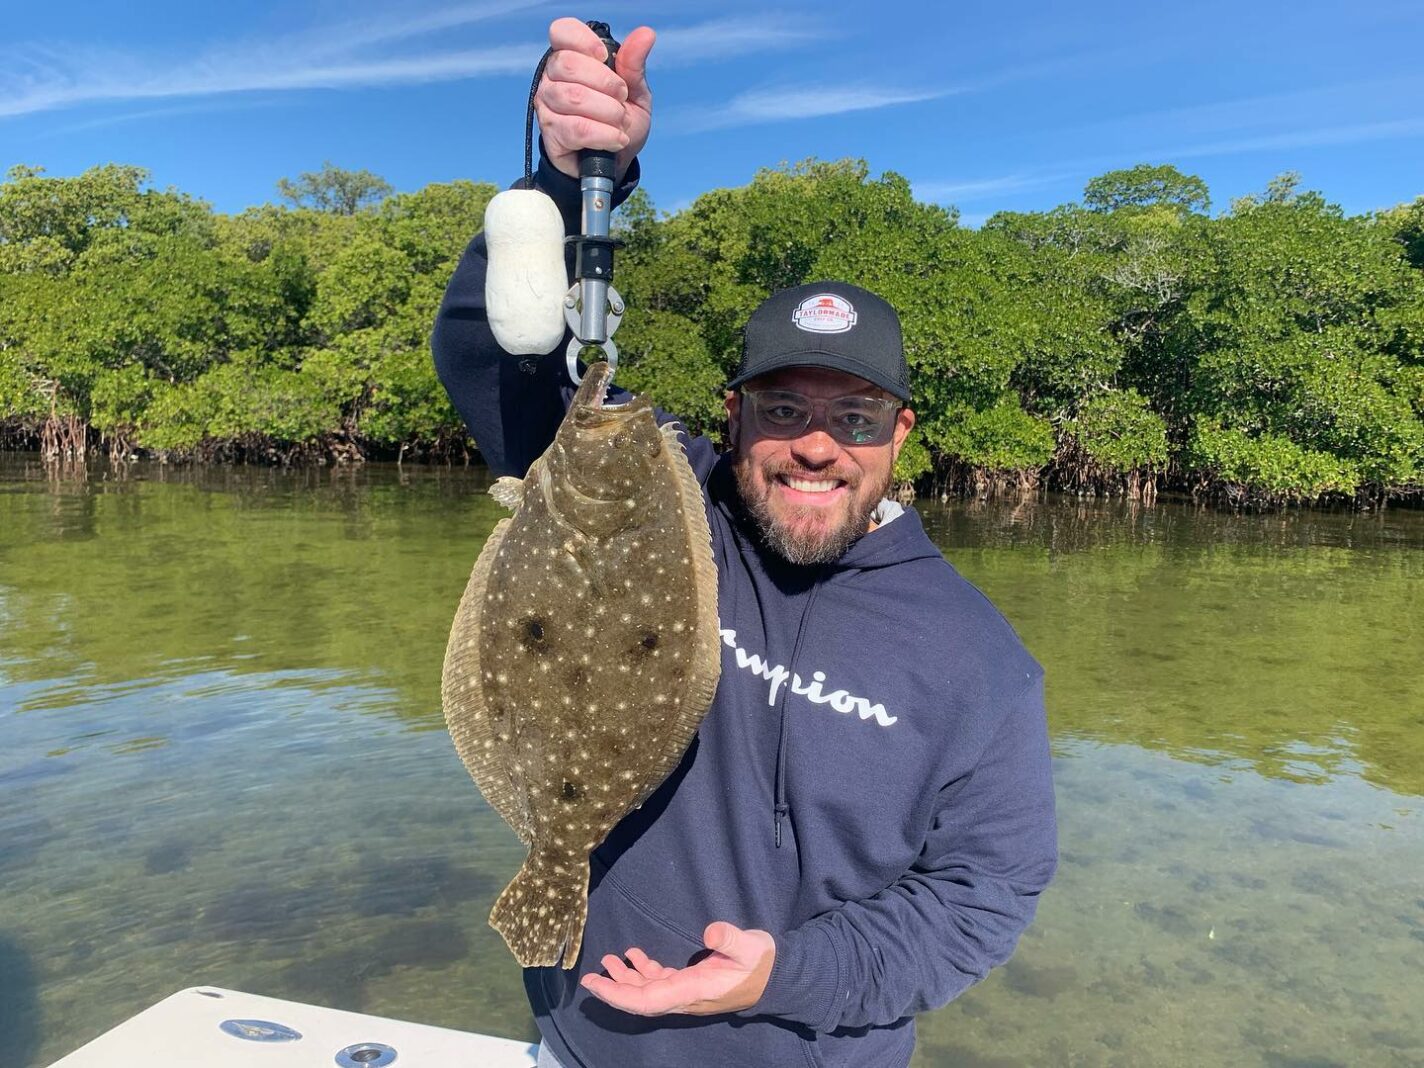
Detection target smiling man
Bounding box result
[726,283,915,567]
[431,18,1057,1068]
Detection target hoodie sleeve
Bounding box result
[753,670,1058,1032]
[429,150,642,478]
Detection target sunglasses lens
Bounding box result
[748,391,895,445]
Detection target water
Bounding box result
[1,456,1420,1067]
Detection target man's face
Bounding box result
[726,366,915,566]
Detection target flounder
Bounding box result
[442,362,720,968]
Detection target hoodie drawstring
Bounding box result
[773,577,821,848]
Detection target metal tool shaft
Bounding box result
[578,173,615,344]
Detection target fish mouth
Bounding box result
[571,362,652,428]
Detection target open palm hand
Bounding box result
[580,922,776,1017]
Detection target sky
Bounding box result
[3,1,1423,227]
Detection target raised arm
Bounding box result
[430,19,655,477]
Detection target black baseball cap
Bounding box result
[727,281,910,402]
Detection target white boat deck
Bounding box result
[51,986,538,1067]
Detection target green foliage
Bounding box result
[613,309,728,440]
[1,159,1420,505]
[308,233,413,337]
[1066,390,1169,474]
[923,396,1057,473]
[1084,164,1211,217]
[1377,196,1424,270]
[892,427,931,484]
[1186,421,1358,501]
[277,162,393,215]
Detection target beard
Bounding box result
[732,455,893,567]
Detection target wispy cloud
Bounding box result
[33,98,291,140]
[915,114,1424,217]
[0,1,545,120]
[651,15,827,65]
[1081,75,1424,144]
[304,0,546,56]
[673,84,951,133]
[0,7,815,123]
[664,45,1112,135]
[0,43,540,119]
[913,172,1067,204]
[1156,117,1424,162]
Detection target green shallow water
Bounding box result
[1,456,1420,1067]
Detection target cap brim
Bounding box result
[726,349,911,402]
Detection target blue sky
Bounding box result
[3,1,1422,226]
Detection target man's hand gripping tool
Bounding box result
[564,20,625,385]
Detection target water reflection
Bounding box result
[2,457,1421,1066]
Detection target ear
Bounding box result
[724,390,741,450]
[890,406,915,464]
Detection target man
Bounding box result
[432,19,1056,1068]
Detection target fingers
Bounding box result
[543,48,628,101]
[535,104,627,155]
[599,952,646,986]
[625,947,667,980]
[547,16,610,61]
[539,77,628,130]
[581,970,688,1016]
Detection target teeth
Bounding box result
[784,477,839,493]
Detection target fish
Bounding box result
[441,362,721,969]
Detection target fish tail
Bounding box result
[489,853,590,969]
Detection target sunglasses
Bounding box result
[740,388,901,446]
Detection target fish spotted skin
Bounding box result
[442,363,720,968]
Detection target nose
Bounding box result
[789,424,841,467]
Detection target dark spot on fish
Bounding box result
[520,617,550,652]
[640,632,659,651]
[566,666,589,689]
[561,780,586,801]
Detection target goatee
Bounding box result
[732,458,891,567]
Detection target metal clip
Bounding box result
[563,284,624,385]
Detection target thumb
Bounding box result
[616,26,656,105]
[704,921,756,964]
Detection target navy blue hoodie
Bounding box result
[432,155,1057,1068]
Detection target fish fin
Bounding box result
[490,476,526,511]
[442,518,535,844]
[629,438,723,807]
[658,421,685,450]
[489,853,590,969]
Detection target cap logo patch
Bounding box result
[792,293,857,334]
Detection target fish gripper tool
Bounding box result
[565,20,625,386]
